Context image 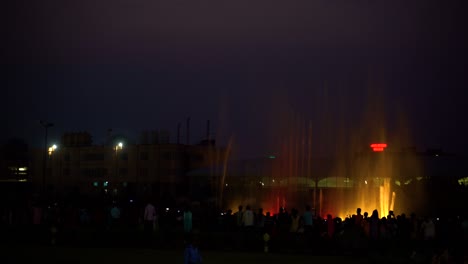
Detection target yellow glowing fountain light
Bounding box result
[332,143,396,219]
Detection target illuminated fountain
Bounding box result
[220,113,316,215]
[215,83,424,219]
[217,117,425,219]
[218,118,408,219]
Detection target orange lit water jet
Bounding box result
[219,82,423,219]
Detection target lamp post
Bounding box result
[40,120,54,193]
[48,144,58,189]
[115,142,123,191]
[48,144,57,156]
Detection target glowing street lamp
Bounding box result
[114,142,124,184]
[48,144,58,156]
[115,142,123,152]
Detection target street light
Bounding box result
[48,144,58,156]
[115,142,123,152]
[48,144,58,190]
[40,120,54,193]
[114,142,124,190]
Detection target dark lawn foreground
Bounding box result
[1,246,407,264]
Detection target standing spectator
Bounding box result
[303,205,314,234]
[256,208,265,230]
[143,201,156,244]
[462,215,468,241]
[355,208,363,228]
[224,209,234,232]
[290,208,300,233]
[326,214,335,239]
[264,212,275,235]
[420,217,435,240]
[110,202,121,230]
[31,202,43,243]
[234,205,243,229]
[420,217,436,257]
[242,205,254,227]
[184,234,202,264]
[32,202,42,225]
[234,205,243,249]
[277,207,289,250]
[370,210,379,241]
[183,206,193,233]
[362,212,370,238]
[242,205,254,250]
[289,208,300,250]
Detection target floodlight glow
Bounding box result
[115,142,124,151]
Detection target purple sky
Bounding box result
[3,0,468,158]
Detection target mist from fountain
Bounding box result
[218,80,424,219]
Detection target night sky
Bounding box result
[3,0,468,158]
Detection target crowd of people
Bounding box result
[217,205,467,258]
[1,195,467,262]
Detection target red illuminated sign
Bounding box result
[370,143,387,152]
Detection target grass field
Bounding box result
[2,246,389,264]
[1,226,464,263]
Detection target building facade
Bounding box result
[1,132,226,202]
